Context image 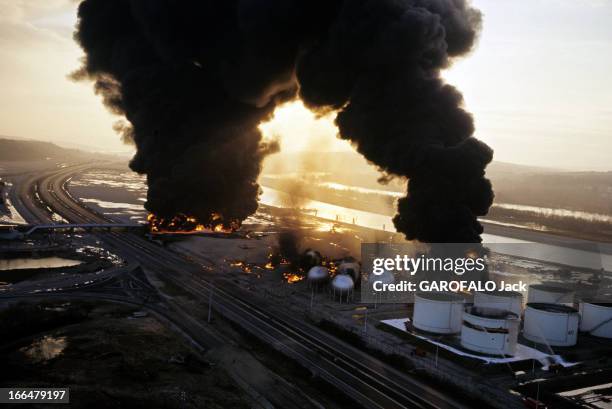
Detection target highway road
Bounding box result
[8,163,473,409]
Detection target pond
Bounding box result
[0,257,83,271]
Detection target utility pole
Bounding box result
[310,286,314,311]
[207,283,214,323]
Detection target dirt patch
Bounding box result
[0,300,250,409]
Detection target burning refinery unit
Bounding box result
[70,0,509,363]
[144,202,371,305]
[141,209,612,364]
[147,213,239,235]
[160,217,612,409]
[249,230,365,301]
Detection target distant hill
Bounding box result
[486,161,562,175]
[264,151,572,179]
[489,167,612,215]
[263,150,612,215]
[0,138,113,161]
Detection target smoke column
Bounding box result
[73,0,493,242]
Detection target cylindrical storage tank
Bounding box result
[307,266,330,284]
[523,303,580,347]
[580,301,612,339]
[338,261,360,282]
[331,274,354,294]
[474,291,523,316]
[413,292,464,334]
[460,307,520,356]
[528,284,574,306]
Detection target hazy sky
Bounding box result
[0,0,610,170]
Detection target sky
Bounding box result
[0,0,611,170]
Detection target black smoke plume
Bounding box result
[73,0,493,242]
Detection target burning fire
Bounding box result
[266,252,291,269]
[322,260,338,275]
[283,272,304,284]
[147,213,239,234]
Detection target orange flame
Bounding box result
[147,213,239,234]
[283,272,304,284]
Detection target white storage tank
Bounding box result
[460,306,520,356]
[474,291,523,316]
[307,266,330,284]
[413,292,464,334]
[528,284,574,306]
[523,303,580,347]
[331,274,354,294]
[580,301,612,339]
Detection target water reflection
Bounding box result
[487,243,611,271]
[319,181,403,198]
[0,257,83,271]
[259,186,611,271]
[70,171,146,192]
[80,198,144,211]
[494,203,612,223]
[260,186,393,231]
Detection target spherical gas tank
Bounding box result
[307,266,330,283]
[331,274,354,294]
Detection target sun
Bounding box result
[258,100,353,153]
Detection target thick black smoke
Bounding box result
[74,0,493,242]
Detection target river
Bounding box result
[260,186,612,271]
